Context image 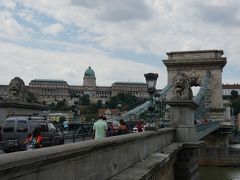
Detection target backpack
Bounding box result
[26,138,36,150]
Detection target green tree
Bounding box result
[231,90,239,98]
[96,100,103,109]
[56,99,67,111]
[58,116,66,124]
[229,90,240,116]
[105,92,139,110]
[80,94,90,106]
[49,102,56,111]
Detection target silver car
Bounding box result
[0,115,64,153]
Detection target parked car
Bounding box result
[0,115,64,153]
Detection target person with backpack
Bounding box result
[25,127,43,150]
[24,133,34,150]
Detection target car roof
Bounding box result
[5,116,47,121]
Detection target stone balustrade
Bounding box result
[0,128,175,180]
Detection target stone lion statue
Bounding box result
[7,77,40,103]
[171,72,193,100]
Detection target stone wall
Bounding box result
[199,132,240,166]
[0,128,175,180]
[200,146,240,166]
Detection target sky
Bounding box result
[0,0,239,89]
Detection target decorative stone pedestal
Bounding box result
[167,100,198,142]
[167,100,205,180]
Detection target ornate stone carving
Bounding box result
[171,72,193,100]
[189,71,200,86]
[6,77,40,103]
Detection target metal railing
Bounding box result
[193,71,211,105]
[121,84,172,122]
[196,121,220,139]
[194,71,211,121]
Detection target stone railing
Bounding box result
[0,128,175,180]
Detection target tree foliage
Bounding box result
[49,100,76,111]
[96,100,103,109]
[231,90,239,98]
[230,90,240,116]
[79,94,90,106]
[58,116,66,124]
[105,92,139,110]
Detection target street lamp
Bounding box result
[144,73,159,97]
[144,73,158,108]
[144,73,158,129]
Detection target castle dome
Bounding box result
[84,66,95,77]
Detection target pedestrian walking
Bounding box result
[136,120,144,132]
[63,120,69,131]
[118,119,128,135]
[93,115,108,140]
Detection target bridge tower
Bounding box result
[163,50,227,122]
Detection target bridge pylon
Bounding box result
[163,50,227,123]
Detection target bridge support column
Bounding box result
[174,142,204,180]
[167,101,198,142]
[167,100,205,180]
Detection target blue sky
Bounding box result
[0,0,239,89]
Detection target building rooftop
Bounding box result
[30,79,68,84]
[222,84,240,89]
[84,66,95,77]
[112,82,146,86]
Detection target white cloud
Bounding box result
[72,0,153,22]
[18,9,34,22]
[16,0,240,55]
[0,11,28,39]
[0,0,16,10]
[0,41,165,88]
[42,23,64,36]
[0,0,239,87]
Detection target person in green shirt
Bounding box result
[93,115,108,140]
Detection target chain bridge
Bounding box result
[121,50,228,140]
[1,50,237,180]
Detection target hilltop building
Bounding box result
[0,66,149,104]
[0,67,239,105]
[222,83,240,96]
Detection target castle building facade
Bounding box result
[0,67,239,104]
[222,83,240,96]
[0,67,149,104]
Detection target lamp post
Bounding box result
[144,73,158,97]
[144,73,158,128]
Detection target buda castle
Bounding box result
[0,67,149,104]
